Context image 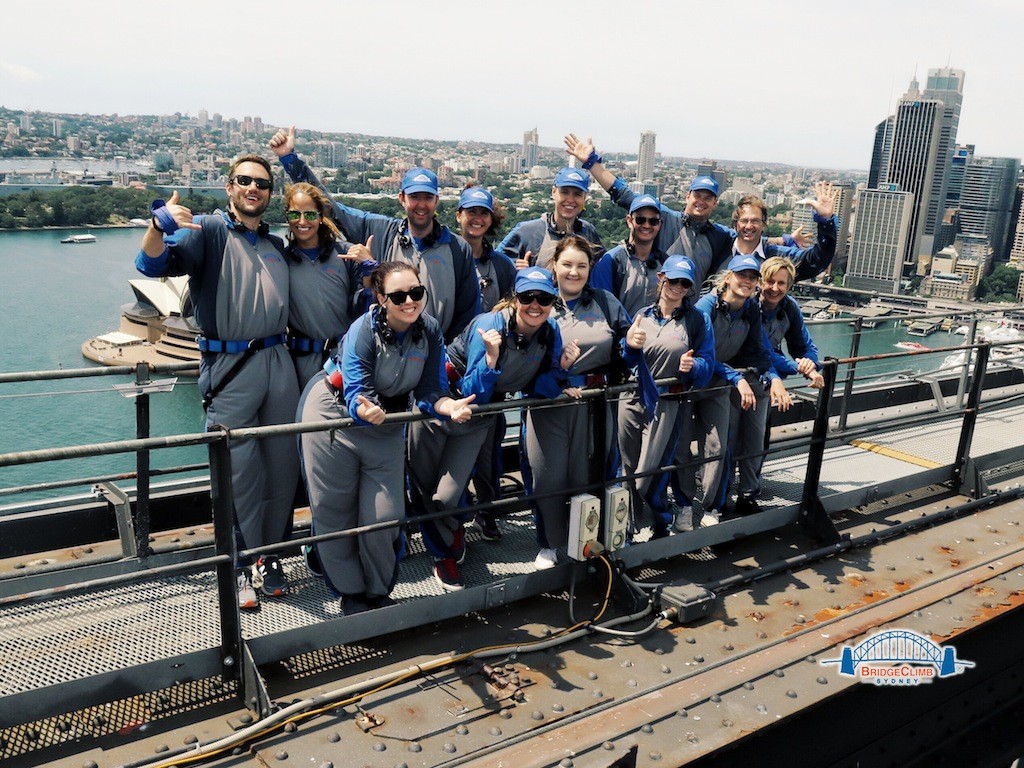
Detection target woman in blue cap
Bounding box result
[497,167,604,270]
[298,261,476,615]
[525,236,632,568]
[410,267,580,588]
[453,184,517,540]
[618,255,715,539]
[687,253,790,528]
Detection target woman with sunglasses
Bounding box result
[452,184,517,542]
[618,255,715,539]
[283,182,376,386]
[298,262,475,615]
[525,236,631,568]
[591,195,670,316]
[687,252,789,529]
[416,268,580,586]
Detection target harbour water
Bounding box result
[0,228,968,503]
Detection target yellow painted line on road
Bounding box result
[849,439,943,469]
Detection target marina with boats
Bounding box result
[2,229,1024,766]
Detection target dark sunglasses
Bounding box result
[633,215,662,226]
[664,277,692,288]
[385,285,427,304]
[286,209,321,222]
[517,291,556,307]
[231,175,273,191]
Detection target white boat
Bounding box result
[60,233,97,244]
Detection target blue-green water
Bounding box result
[0,229,967,503]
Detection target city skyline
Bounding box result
[1,1,1021,171]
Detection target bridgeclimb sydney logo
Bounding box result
[820,629,974,686]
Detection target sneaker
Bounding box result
[434,557,464,591]
[734,496,761,516]
[341,593,372,616]
[700,509,721,528]
[236,569,259,611]
[471,512,502,541]
[534,548,559,570]
[672,504,694,533]
[451,525,468,565]
[303,544,324,578]
[254,555,288,597]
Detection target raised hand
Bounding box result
[268,125,296,158]
[678,348,695,373]
[355,394,386,425]
[447,393,476,424]
[789,224,811,249]
[564,134,595,165]
[477,327,503,369]
[343,234,375,263]
[561,338,581,371]
[798,181,839,220]
[626,313,646,350]
[162,190,201,231]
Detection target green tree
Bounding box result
[977,265,1022,302]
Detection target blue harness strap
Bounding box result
[197,334,287,354]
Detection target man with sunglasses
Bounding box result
[136,153,300,610]
[564,134,837,289]
[591,194,669,315]
[270,126,479,343]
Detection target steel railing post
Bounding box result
[208,427,243,689]
[954,342,990,497]
[799,357,841,543]
[838,317,862,432]
[134,362,152,557]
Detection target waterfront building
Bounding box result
[958,156,1020,262]
[846,188,915,293]
[637,130,656,182]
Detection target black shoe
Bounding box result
[734,497,761,516]
[471,513,502,541]
[254,555,288,597]
[367,594,398,609]
[342,593,372,616]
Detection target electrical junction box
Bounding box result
[567,493,601,561]
[602,485,631,553]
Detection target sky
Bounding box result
[2,0,1022,171]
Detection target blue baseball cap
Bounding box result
[689,176,720,196]
[554,167,590,192]
[401,167,439,195]
[659,255,696,284]
[629,194,660,214]
[457,186,494,212]
[515,267,557,295]
[727,253,763,274]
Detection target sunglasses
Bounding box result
[633,215,662,226]
[286,209,321,222]
[664,277,692,288]
[231,175,273,191]
[385,285,427,304]
[517,291,556,307]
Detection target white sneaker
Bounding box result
[534,548,559,570]
[700,509,721,528]
[236,569,259,611]
[672,505,694,532]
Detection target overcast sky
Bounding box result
[2,0,1021,171]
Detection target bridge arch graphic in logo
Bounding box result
[821,629,973,686]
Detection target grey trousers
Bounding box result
[728,377,770,499]
[677,382,730,513]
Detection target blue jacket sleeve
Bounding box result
[414,321,449,417]
[591,252,615,293]
[764,214,838,283]
[607,176,635,212]
[527,321,567,399]
[448,235,482,342]
[496,221,528,262]
[458,314,502,404]
[767,325,799,378]
[341,316,378,426]
[685,312,716,389]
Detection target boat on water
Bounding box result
[81,274,201,370]
[59,233,97,244]
[894,340,929,351]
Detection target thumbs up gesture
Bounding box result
[627,313,647,350]
[355,394,386,425]
[678,348,695,373]
[478,326,503,369]
[269,125,296,157]
[344,234,375,263]
[561,338,581,371]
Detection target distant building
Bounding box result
[637,130,656,182]
[628,180,660,197]
[522,128,538,173]
[846,188,915,293]
[1007,185,1024,270]
[197,109,209,128]
[920,68,965,252]
[958,155,1020,261]
[868,116,894,189]
[696,159,728,192]
[52,119,63,139]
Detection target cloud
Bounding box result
[0,61,42,83]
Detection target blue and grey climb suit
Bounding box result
[497,213,605,270]
[136,210,299,561]
[590,242,669,316]
[298,308,450,600]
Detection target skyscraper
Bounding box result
[637,130,656,182]
[958,156,1021,261]
[522,128,538,172]
[845,188,915,294]
[920,67,965,250]
[868,116,893,189]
